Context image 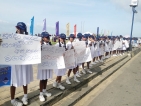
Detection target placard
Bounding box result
[0,34,41,65]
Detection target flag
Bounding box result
[97,27,99,37]
[56,21,59,36]
[74,24,76,37]
[66,23,69,36]
[30,16,34,35]
[43,18,46,32]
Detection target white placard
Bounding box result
[38,45,65,69]
[72,41,86,50]
[76,47,92,63]
[64,49,75,68]
[0,34,41,65]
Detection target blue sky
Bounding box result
[0,0,141,37]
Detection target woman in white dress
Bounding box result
[108,37,113,56]
[112,37,118,56]
[105,37,110,58]
[88,35,95,66]
[75,33,83,77]
[10,22,33,106]
[99,37,105,61]
[122,38,127,55]
[66,34,80,85]
[95,38,100,63]
[37,32,52,102]
[117,37,123,56]
[81,35,92,74]
[53,33,67,90]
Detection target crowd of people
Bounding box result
[1,22,140,106]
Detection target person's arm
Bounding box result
[0,38,2,45]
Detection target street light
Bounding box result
[129,0,138,51]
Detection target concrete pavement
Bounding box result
[75,51,141,106]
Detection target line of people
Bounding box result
[2,22,133,106]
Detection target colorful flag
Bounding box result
[56,21,59,36]
[30,16,34,35]
[66,23,70,36]
[97,27,99,37]
[43,18,46,32]
[74,24,76,37]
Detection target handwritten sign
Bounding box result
[64,49,75,68]
[76,47,92,63]
[0,34,41,65]
[0,65,11,87]
[38,46,65,69]
[72,41,86,50]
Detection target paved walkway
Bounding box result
[75,52,141,106]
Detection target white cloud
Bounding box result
[110,0,141,22]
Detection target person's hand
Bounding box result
[40,40,43,44]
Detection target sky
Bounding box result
[0,0,141,37]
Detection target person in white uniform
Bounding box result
[75,33,83,77]
[66,34,80,85]
[37,32,52,102]
[10,22,33,106]
[122,37,127,55]
[92,36,98,64]
[53,33,67,90]
[89,35,96,66]
[81,34,92,74]
[117,36,123,56]
[105,37,110,58]
[112,36,118,56]
[99,37,105,61]
[108,36,113,56]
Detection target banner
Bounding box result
[64,49,75,68]
[97,27,99,37]
[74,24,76,37]
[0,65,11,87]
[30,16,34,35]
[66,23,70,37]
[38,45,65,69]
[76,47,92,63]
[0,34,41,65]
[43,18,46,32]
[56,21,59,36]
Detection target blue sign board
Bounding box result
[0,65,11,87]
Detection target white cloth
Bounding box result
[37,69,53,80]
[11,65,33,87]
[53,43,66,76]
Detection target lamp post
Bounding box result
[129,0,138,51]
